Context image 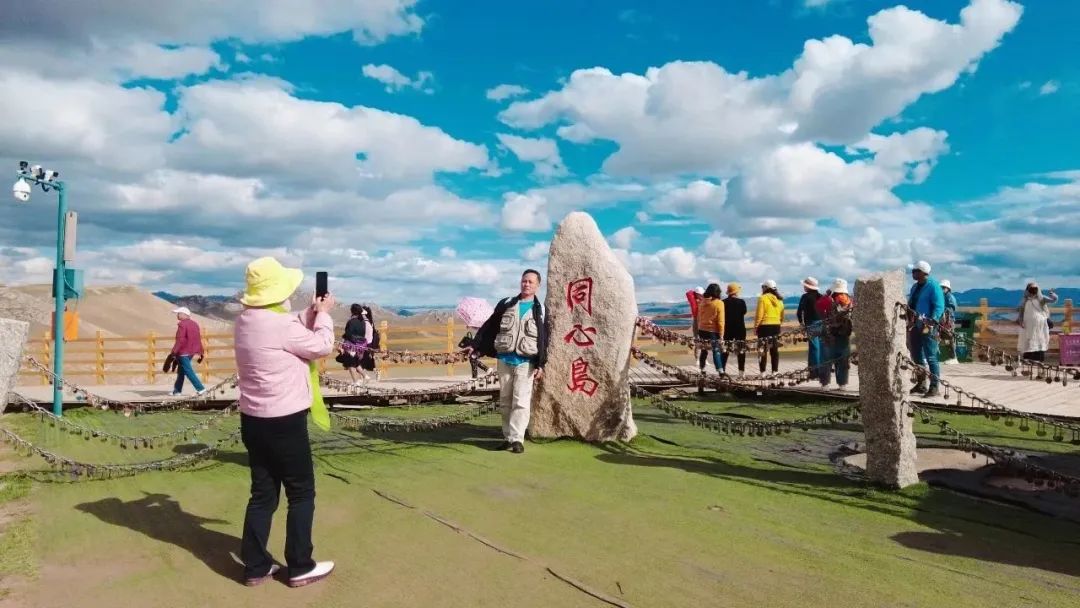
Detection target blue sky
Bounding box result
[1,0,1077,305]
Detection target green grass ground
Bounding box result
[1,396,1079,608]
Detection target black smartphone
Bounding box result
[315,271,329,299]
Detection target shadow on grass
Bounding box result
[600,436,1080,579]
[75,492,242,582]
[890,486,1080,579]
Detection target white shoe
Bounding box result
[288,561,334,588]
[942,358,960,365]
[196,389,208,396]
[353,379,365,387]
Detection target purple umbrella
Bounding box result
[456,297,494,329]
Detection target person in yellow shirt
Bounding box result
[754,280,784,374]
[695,283,725,373]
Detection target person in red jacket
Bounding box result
[685,286,704,360]
[170,306,206,396]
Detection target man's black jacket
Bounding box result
[472,295,548,368]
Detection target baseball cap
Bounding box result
[172,306,192,316]
[908,260,931,274]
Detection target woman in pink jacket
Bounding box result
[233,257,336,588]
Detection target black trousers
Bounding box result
[720,348,746,372]
[240,409,316,580]
[757,325,781,373]
[1022,351,1046,362]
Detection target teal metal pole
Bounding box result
[52,183,67,416]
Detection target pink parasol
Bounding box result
[455,297,495,329]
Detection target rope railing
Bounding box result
[897,353,1080,436]
[895,302,1078,386]
[909,404,1080,497]
[0,425,240,482]
[643,390,861,437]
[318,369,499,404]
[6,392,238,449]
[22,356,237,413]
[329,402,499,433]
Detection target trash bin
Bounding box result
[950,312,981,363]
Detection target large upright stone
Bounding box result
[853,271,918,488]
[0,317,30,412]
[531,212,638,442]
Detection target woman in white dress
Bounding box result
[1017,281,1058,361]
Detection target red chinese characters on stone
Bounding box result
[567,357,599,396]
[563,324,598,347]
[566,277,594,316]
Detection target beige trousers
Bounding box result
[497,360,534,443]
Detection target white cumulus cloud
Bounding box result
[362,63,435,94]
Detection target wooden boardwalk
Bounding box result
[10,361,1078,419]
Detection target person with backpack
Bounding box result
[907,260,946,398]
[820,278,854,390]
[466,269,548,454]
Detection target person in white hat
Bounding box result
[820,278,854,389]
[796,277,825,384]
[754,280,785,374]
[907,260,945,397]
[169,306,206,396]
[939,280,960,365]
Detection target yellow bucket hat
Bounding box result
[240,257,304,307]
[726,282,741,296]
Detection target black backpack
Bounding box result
[370,328,381,350]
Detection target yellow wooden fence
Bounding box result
[17,317,462,385]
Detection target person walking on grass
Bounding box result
[695,283,725,374]
[170,306,206,396]
[467,269,548,454]
[722,283,747,376]
[234,257,337,588]
[754,280,784,374]
[907,260,945,398]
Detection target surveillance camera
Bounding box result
[30,165,43,179]
[18,161,28,172]
[44,169,59,181]
[12,178,31,202]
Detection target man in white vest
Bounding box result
[467,269,548,454]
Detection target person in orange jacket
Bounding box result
[695,283,725,373]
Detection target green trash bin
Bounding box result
[949,312,981,363]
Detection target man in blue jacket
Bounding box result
[907,260,945,398]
